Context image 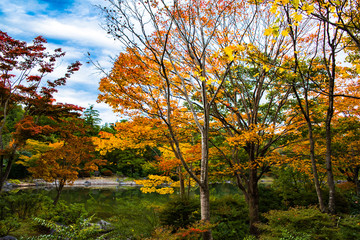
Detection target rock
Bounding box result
[0,236,17,240]
[3,182,14,190]
[97,219,113,231]
[84,180,91,186]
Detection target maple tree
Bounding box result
[267,0,360,214]
[94,115,198,197]
[274,0,353,213]
[201,3,300,233]
[21,117,106,205]
[99,2,247,238]
[326,73,360,195]
[98,0,297,235]
[0,31,82,191]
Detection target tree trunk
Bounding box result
[0,155,5,192]
[178,166,185,198]
[325,39,336,214]
[0,154,15,192]
[308,124,326,212]
[325,119,336,213]
[53,181,65,206]
[199,103,212,240]
[247,167,259,236]
[354,166,359,196]
[200,184,212,240]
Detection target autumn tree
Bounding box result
[197,3,300,233]
[94,114,198,197]
[0,31,81,191]
[25,117,106,205]
[98,1,251,238]
[330,73,360,195]
[267,0,359,213]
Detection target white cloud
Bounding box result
[0,0,122,51]
[31,17,120,49]
[53,88,121,124]
[0,0,124,124]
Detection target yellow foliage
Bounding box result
[17,139,55,167]
[226,124,274,147]
[135,175,175,195]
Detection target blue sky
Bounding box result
[0,0,123,124]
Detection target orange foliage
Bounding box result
[29,118,106,186]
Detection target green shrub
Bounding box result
[271,167,319,208]
[8,162,30,179]
[159,197,200,230]
[337,215,360,240]
[28,216,101,240]
[243,235,257,240]
[100,198,160,239]
[0,191,52,220]
[258,206,338,240]
[345,193,360,215]
[0,217,21,237]
[279,229,311,240]
[210,195,249,240]
[259,185,286,214]
[48,201,88,225]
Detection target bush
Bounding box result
[47,201,88,225]
[259,185,286,214]
[0,191,52,220]
[28,216,101,240]
[100,199,160,239]
[0,217,20,237]
[348,194,360,215]
[337,215,360,240]
[159,197,200,230]
[210,195,249,240]
[271,167,319,208]
[258,206,338,240]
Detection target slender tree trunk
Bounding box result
[199,102,212,240]
[247,166,259,236]
[292,83,326,212]
[53,181,65,206]
[178,166,185,198]
[200,184,212,240]
[308,123,326,212]
[353,166,359,196]
[325,36,337,213]
[0,155,4,192]
[0,153,15,192]
[325,114,336,213]
[199,153,212,239]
